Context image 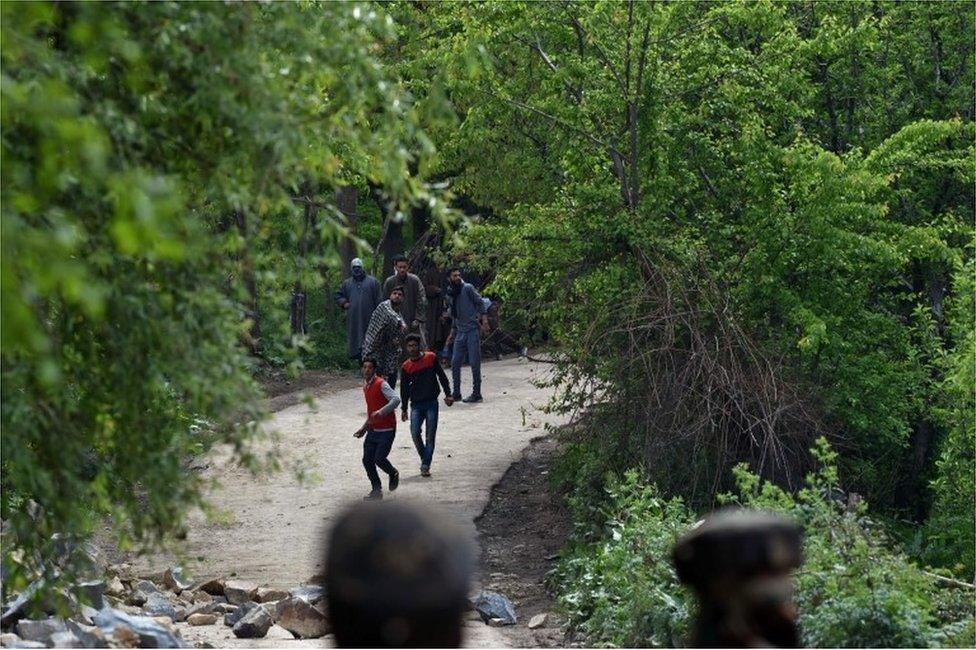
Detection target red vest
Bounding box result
[364,375,396,431]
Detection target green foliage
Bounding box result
[552,470,694,648]
[554,438,975,647]
[0,0,448,600]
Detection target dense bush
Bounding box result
[552,438,976,648]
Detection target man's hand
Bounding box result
[444,396,454,407]
[371,409,383,419]
[400,322,408,333]
[341,301,350,310]
[411,319,421,329]
[401,409,408,422]
[353,426,366,438]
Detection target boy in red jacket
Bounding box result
[354,357,401,500]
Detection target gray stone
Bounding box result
[189,591,212,605]
[0,633,19,647]
[186,614,218,626]
[184,602,214,619]
[275,597,329,639]
[231,607,271,639]
[173,606,186,623]
[1,578,44,627]
[528,613,548,629]
[254,588,288,604]
[143,592,178,622]
[64,621,107,649]
[92,608,184,648]
[71,581,104,610]
[287,585,326,605]
[472,591,516,625]
[104,577,126,599]
[222,601,257,628]
[7,642,44,649]
[222,581,257,606]
[49,631,82,648]
[487,617,507,627]
[211,603,236,615]
[15,618,67,644]
[163,569,190,594]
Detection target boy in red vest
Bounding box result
[354,357,401,500]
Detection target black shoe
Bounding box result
[421,467,431,478]
[462,394,483,403]
[389,470,399,491]
[364,489,383,501]
[451,393,462,401]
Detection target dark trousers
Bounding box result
[451,329,482,397]
[362,428,396,490]
[410,399,439,470]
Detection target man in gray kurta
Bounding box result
[335,258,382,362]
[383,254,428,350]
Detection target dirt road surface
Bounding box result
[133,357,566,647]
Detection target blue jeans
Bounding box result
[451,329,482,397]
[410,399,439,470]
[362,428,396,490]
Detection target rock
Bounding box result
[287,585,326,605]
[173,606,186,623]
[528,613,548,629]
[254,588,288,604]
[0,633,19,647]
[92,608,183,649]
[265,625,294,641]
[15,618,67,644]
[487,617,507,627]
[143,592,178,621]
[184,602,213,620]
[110,624,140,648]
[222,581,257,606]
[7,642,44,649]
[472,591,517,625]
[71,581,104,610]
[304,573,326,586]
[275,597,329,639]
[211,603,236,614]
[106,564,132,579]
[194,643,214,649]
[190,591,212,605]
[231,607,271,639]
[49,631,82,648]
[64,621,106,649]
[186,614,218,626]
[1,577,44,627]
[100,576,122,601]
[223,602,258,628]
[163,569,190,594]
[194,579,225,597]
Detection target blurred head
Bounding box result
[361,358,378,381]
[325,501,473,647]
[405,334,422,359]
[392,254,409,279]
[448,268,462,286]
[390,286,404,306]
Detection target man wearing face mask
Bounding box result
[335,258,382,364]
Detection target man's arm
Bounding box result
[466,284,489,329]
[375,379,401,415]
[335,280,350,309]
[434,361,451,396]
[413,275,427,323]
[399,366,411,412]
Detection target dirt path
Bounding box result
[133,357,567,647]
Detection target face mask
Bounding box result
[352,267,365,279]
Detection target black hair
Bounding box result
[391,254,408,265]
[389,285,405,296]
[361,357,377,368]
[448,266,462,275]
[404,333,422,345]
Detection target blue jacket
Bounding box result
[449,282,487,333]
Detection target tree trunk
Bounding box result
[336,185,359,273]
[291,184,314,337]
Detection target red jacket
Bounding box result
[364,375,397,431]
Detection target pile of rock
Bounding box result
[0,565,331,648]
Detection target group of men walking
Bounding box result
[337,255,489,499]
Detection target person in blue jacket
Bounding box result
[445,267,488,403]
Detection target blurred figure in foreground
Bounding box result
[673,509,803,648]
[325,501,473,647]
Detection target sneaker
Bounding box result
[451,393,463,401]
[462,394,483,403]
[364,489,383,501]
[421,468,431,478]
[389,469,399,492]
